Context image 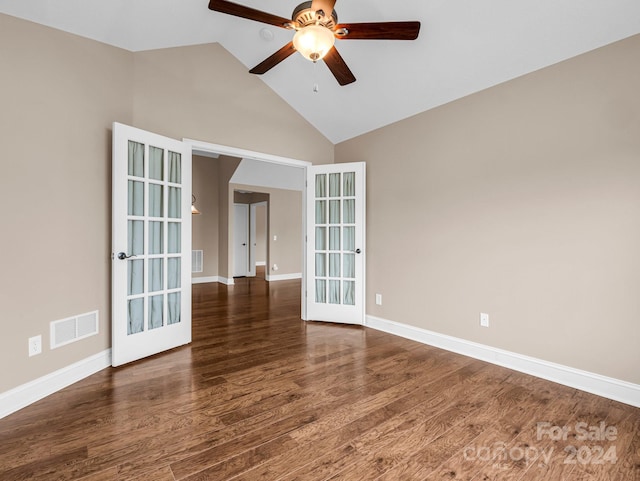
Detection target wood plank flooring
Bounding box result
[1,275,638,480]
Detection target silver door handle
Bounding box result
[117,252,136,260]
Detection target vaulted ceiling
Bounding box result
[1,0,639,143]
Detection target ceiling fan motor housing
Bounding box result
[292,1,338,29]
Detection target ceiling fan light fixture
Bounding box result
[293,24,335,61]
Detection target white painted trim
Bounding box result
[192,276,219,284]
[255,261,266,266]
[266,273,302,282]
[0,349,112,419]
[192,276,236,285]
[365,315,640,408]
[183,139,312,168]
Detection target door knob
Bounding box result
[117,252,136,260]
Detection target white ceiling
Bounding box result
[2,0,639,144]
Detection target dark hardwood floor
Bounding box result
[1,275,638,480]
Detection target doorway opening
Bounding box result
[187,139,309,318]
[233,191,269,279]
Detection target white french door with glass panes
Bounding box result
[111,122,192,367]
[306,162,365,324]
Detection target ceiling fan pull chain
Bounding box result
[313,60,319,93]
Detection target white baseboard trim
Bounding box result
[0,349,112,419]
[256,261,266,266]
[365,315,640,408]
[192,276,236,286]
[192,276,219,284]
[266,273,302,282]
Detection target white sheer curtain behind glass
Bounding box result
[312,169,360,309]
[126,141,180,335]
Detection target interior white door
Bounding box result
[111,122,192,367]
[249,201,268,277]
[233,203,249,277]
[306,162,365,324]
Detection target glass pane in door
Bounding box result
[149,221,163,254]
[149,295,164,330]
[149,258,163,292]
[168,187,181,218]
[168,223,181,253]
[128,141,144,177]
[128,298,144,335]
[149,184,164,217]
[128,181,144,216]
[168,152,181,184]
[149,147,164,180]
[168,292,181,324]
[128,259,144,296]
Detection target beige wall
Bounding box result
[255,204,268,265]
[192,155,220,279]
[1,13,332,394]
[131,43,334,165]
[218,157,242,280]
[266,189,303,276]
[0,14,134,392]
[336,35,640,384]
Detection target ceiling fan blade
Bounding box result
[249,42,297,75]
[209,0,291,29]
[311,0,337,16]
[334,21,421,40]
[323,46,356,86]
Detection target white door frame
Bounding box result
[183,139,312,319]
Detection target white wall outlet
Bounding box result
[375,294,383,306]
[28,335,42,357]
[273,235,277,241]
[272,264,278,271]
[480,312,490,328]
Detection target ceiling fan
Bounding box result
[208,0,421,86]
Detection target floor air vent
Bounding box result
[50,310,99,349]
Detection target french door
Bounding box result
[305,162,366,324]
[111,123,192,366]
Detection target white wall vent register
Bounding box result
[192,250,203,273]
[50,310,99,349]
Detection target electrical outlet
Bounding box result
[28,335,42,357]
[480,312,489,328]
[375,294,382,306]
